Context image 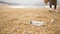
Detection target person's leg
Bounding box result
[50,5,52,8]
[54,5,57,10]
[54,5,57,12]
[49,5,52,12]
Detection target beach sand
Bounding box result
[0,5,60,34]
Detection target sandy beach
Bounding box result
[0,5,60,34]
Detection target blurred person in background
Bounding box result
[44,0,57,12]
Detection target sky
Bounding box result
[0,0,60,6]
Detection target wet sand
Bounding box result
[0,5,60,34]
